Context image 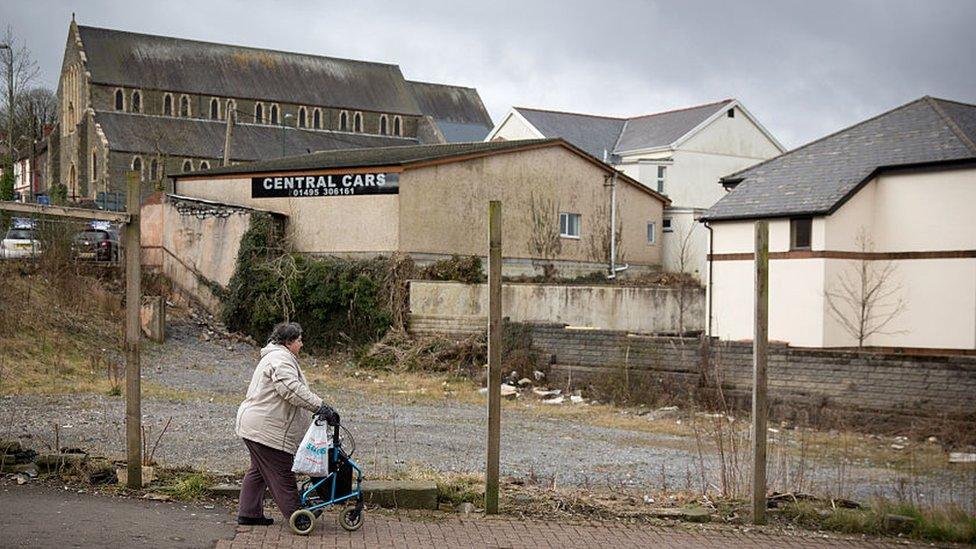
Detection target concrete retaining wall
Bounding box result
[408,280,704,336]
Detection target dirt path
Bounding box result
[0,320,969,507]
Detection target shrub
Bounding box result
[419,255,484,284]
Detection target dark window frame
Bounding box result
[790,217,813,250]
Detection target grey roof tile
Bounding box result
[78,25,423,115]
[703,97,976,221]
[614,100,733,152]
[514,108,626,159]
[96,112,417,161]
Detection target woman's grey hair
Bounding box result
[269,322,303,345]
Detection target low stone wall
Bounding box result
[530,324,976,432]
[408,280,704,337]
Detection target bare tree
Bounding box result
[527,192,562,278]
[0,26,40,165]
[672,220,700,334]
[586,188,624,266]
[825,228,906,347]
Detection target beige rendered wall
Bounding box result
[175,176,399,254]
[410,280,704,334]
[398,146,664,268]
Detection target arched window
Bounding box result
[131,156,143,181]
[226,99,237,120]
[313,108,321,129]
[210,98,220,120]
[379,114,388,135]
[179,95,191,117]
[114,89,124,111]
[91,149,98,181]
[199,160,210,170]
[69,164,77,198]
[182,160,193,172]
[339,111,349,131]
[163,93,174,116]
[270,104,279,124]
[254,103,264,123]
[353,112,363,132]
[298,107,307,128]
[131,90,142,113]
[393,116,402,137]
[150,159,159,181]
[67,102,75,128]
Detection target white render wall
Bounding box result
[707,167,976,350]
[488,112,543,141]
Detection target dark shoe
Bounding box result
[237,516,274,526]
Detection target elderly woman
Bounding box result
[235,321,336,525]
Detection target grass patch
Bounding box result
[779,499,976,543]
[160,471,213,500]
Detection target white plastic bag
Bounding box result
[291,421,332,476]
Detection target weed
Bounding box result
[162,472,213,500]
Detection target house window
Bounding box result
[254,103,264,123]
[790,218,813,250]
[727,108,735,118]
[163,93,174,116]
[131,156,143,181]
[353,112,363,132]
[270,104,279,124]
[663,217,673,233]
[379,114,388,135]
[298,106,307,128]
[199,160,210,170]
[90,149,98,182]
[656,166,666,194]
[179,94,191,117]
[646,222,656,244]
[339,110,349,131]
[559,212,581,238]
[393,115,402,136]
[182,160,193,172]
[114,89,124,111]
[131,90,142,113]
[313,108,322,129]
[210,98,220,120]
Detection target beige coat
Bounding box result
[236,343,324,453]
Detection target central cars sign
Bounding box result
[251,172,399,198]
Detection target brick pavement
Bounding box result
[217,512,914,548]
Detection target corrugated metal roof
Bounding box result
[95,111,418,161]
[703,97,976,221]
[78,25,423,115]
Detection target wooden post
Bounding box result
[485,200,502,514]
[751,220,769,524]
[124,171,143,488]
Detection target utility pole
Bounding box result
[124,171,143,488]
[485,200,502,514]
[751,220,769,524]
[281,113,293,158]
[1,43,12,176]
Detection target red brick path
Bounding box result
[217,513,912,548]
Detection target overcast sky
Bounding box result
[3,0,975,149]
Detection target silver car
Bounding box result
[0,227,41,259]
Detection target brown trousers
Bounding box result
[239,438,300,519]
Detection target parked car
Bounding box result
[72,222,121,262]
[0,219,41,260]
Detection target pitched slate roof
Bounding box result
[512,100,734,158]
[702,97,976,221]
[96,112,417,161]
[172,138,670,204]
[407,80,494,142]
[77,25,423,115]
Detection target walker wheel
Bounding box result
[339,503,364,532]
[289,509,316,536]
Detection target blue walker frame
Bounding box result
[297,422,365,515]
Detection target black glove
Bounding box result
[316,404,339,426]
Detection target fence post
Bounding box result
[751,220,769,524]
[485,200,502,514]
[124,171,143,488]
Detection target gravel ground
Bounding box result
[1,320,971,507]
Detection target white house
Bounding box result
[486,100,784,278]
[702,96,976,351]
